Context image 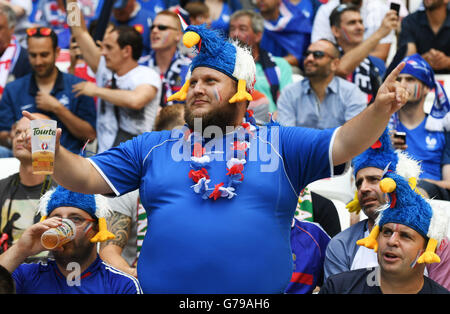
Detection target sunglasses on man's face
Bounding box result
[150,24,177,31]
[303,50,335,59]
[26,27,52,37]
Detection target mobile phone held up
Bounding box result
[394,131,406,145]
[390,2,400,16]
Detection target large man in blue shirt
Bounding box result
[23,25,410,294]
[0,27,96,154]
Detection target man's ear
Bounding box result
[331,25,341,40]
[255,32,263,44]
[330,57,340,72]
[121,44,133,59]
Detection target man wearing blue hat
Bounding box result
[24,24,410,293]
[320,172,449,294]
[389,53,450,201]
[0,186,142,294]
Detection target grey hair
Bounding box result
[0,4,16,29]
[230,9,264,34]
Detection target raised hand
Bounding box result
[373,62,409,116]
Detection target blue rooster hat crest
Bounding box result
[347,128,421,215]
[352,128,398,175]
[38,186,115,243]
[168,24,256,104]
[378,172,432,239]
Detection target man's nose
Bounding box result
[193,81,205,94]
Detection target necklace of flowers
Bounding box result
[186,110,257,201]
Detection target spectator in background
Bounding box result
[399,0,450,74]
[330,3,398,103]
[100,190,145,278]
[256,0,314,68]
[285,217,330,294]
[67,0,161,153]
[312,0,403,62]
[138,0,166,14]
[389,54,450,201]
[205,0,240,37]
[111,0,155,59]
[0,114,56,262]
[0,0,32,46]
[33,0,71,48]
[295,189,341,238]
[0,27,97,154]
[229,9,292,116]
[184,1,211,26]
[0,4,32,157]
[153,102,185,130]
[0,4,31,98]
[277,39,366,128]
[68,36,96,84]
[147,10,191,107]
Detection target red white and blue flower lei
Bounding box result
[186,110,257,201]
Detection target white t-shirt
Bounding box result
[95,56,161,153]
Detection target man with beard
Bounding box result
[399,0,450,74]
[0,27,96,154]
[0,186,142,294]
[389,54,450,201]
[276,39,366,128]
[22,24,410,293]
[323,128,422,280]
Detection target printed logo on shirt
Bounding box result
[425,136,437,151]
[59,94,70,107]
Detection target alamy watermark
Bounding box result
[66,262,81,286]
[66,2,82,27]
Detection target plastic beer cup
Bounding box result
[41,218,76,250]
[30,119,57,175]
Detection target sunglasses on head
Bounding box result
[150,24,177,31]
[26,27,52,37]
[303,50,335,59]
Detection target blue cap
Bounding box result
[44,186,97,218]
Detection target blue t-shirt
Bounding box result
[12,256,142,294]
[397,118,448,180]
[0,71,96,154]
[284,219,330,294]
[88,125,342,293]
[259,0,314,65]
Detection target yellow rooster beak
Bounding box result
[183,31,201,48]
